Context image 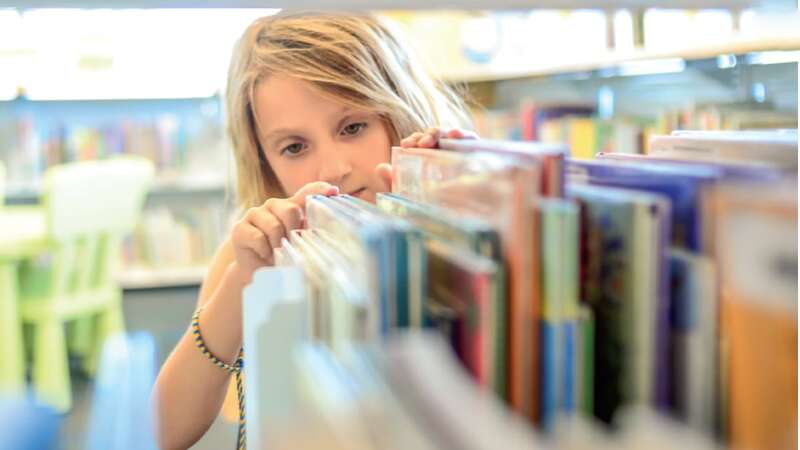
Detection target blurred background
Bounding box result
[0,1,797,449]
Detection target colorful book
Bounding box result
[376,192,507,399]
[649,130,798,171]
[426,239,499,388]
[331,195,427,329]
[392,146,540,422]
[712,181,797,450]
[569,183,670,422]
[438,137,566,197]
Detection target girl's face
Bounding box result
[254,74,391,203]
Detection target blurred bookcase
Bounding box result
[0,8,270,289]
[1,4,796,290]
[386,8,798,156]
[0,96,233,289]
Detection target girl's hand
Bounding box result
[400,127,478,149]
[375,127,478,192]
[230,181,339,277]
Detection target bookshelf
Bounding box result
[1,5,796,292]
[5,176,226,200]
[0,0,765,9]
[114,265,208,290]
[0,95,231,290]
[438,37,800,83]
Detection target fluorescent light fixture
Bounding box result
[717,54,737,69]
[19,8,280,101]
[617,58,686,77]
[0,8,23,101]
[747,50,800,65]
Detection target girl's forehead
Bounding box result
[254,75,366,126]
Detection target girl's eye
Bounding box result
[341,122,367,136]
[281,142,306,156]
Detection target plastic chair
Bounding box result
[17,157,154,412]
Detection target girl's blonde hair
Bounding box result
[226,11,472,208]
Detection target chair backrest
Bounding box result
[43,157,154,239]
[40,157,154,293]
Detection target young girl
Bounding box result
[154,11,475,450]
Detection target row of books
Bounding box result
[244,129,796,449]
[0,112,226,189]
[120,202,228,271]
[243,331,725,450]
[471,102,797,157]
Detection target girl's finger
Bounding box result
[418,132,437,147]
[267,199,304,235]
[425,127,441,136]
[233,221,271,261]
[446,128,479,139]
[288,181,339,208]
[247,209,285,254]
[401,132,425,148]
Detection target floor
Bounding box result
[60,286,237,450]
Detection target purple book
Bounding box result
[566,158,774,252]
[595,152,784,181]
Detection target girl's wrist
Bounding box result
[228,260,254,286]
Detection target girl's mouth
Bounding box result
[349,187,367,198]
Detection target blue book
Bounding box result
[331,195,427,329]
[540,320,560,431]
[562,321,577,414]
[541,320,578,431]
[307,195,393,336]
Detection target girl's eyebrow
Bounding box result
[263,128,304,148]
[334,109,366,132]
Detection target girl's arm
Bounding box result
[154,240,248,450]
[154,181,340,450]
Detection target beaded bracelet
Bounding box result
[191,308,242,373]
[191,308,247,449]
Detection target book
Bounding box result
[376,192,507,399]
[306,195,393,338]
[649,130,798,171]
[392,145,541,422]
[426,239,499,389]
[438,138,567,197]
[667,248,718,434]
[569,183,671,422]
[538,199,581,429]
[568,158,720,253]
[595,151,784,180]
[330,195,427,330]
[712,181,797,450]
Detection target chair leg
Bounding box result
[69,316,96,361]
[83,297,125,377]
[32,319,72,413]
[0,262,25,394]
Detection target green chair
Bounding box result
[16,157,154,412]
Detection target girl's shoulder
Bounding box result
[196,238,236,308]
